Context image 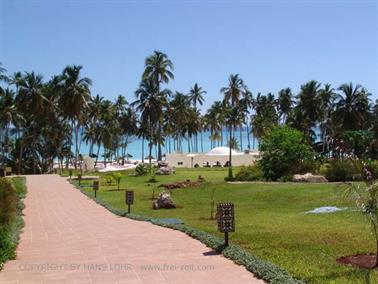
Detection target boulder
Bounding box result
[156,166,175,175]
[153,192,176,209]
[293,173,328,183]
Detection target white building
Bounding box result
[166,147,260,168]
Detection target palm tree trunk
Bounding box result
[201,131,203,152]
[95,143,101,167]
[246,118,251,149]
[17,137,24,175]
[228,124,233,178]
[141,135,145,163]
[157,122,162,161]
[239,125,243,151]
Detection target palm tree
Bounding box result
[0,88,24,166]
[16,72,47,173]
[334,82,370,131]
[0,62,8,92]
[220,74,247,178]
[189,83,206,152]
[251,93,278,141]
[295,80,321,142]
[277,88,293,124]
[189,83,206,109]
[142,51,174,161]
[318,84,336,151]
[133,78,169,167]
[59,65,92,168]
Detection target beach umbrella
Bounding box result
[125,153,133,158]
[145,154,155,160]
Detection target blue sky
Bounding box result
[1,0,377,111]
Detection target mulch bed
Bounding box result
[337,253,378,269]
[159,176,205,190]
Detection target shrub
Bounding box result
[112,173,122,190]
[259,126,314,181]
[322,159,362,182]
[278,175,293,182]
[105,175,114,185]
[365,160,378,179]
[234,165,263,181]
[0,177,26,269]
[135,164,147,176]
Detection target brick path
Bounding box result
[0,175,263,284]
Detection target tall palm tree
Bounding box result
[295,80,321,142]
[189,83,206,110]
[318,84,336,150]
[142,51,174,161]
[220,74,247,178]
[133,78,169,167]
[16,72,47,173]
[0,88,24,166]
[334,82,370,131]
[277,88,293,124]
[251,93,278,141]
[59,65,92,168]
[189,83,206,152]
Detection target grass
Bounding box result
[68,167,378,283]
[0,176,26,270]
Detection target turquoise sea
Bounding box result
[77,128,260,160]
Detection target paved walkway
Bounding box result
[0,175,263,284]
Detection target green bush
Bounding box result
[135,164,147,176]
[365,160,378,179]
[0,179,18,225]
[259,126,314,181]
[322,159,362,182]
[0,177,26,269]
[278,175,293,182]
[234,165,263,181]
[104,175,114,185]
[112,173,122,190]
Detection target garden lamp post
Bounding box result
[93,180,99,198]
[125,190,134,214]
[217,202,235,247]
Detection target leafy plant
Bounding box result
[135,164,147,176]
[345,164,378,267]
[259,126,314,181]
[0,177,26,269]
[322,159,362,182]
[234,164,263,181]
[112,172,122,190]
[105,175,114,186]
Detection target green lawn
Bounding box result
[72,167,378,283]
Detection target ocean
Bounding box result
[77,128,260,160]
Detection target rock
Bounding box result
[158,161,169,168]
[293,173,328,183]
[153,192,176,209]
[156,166,175,175]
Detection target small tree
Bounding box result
[345,164,378,267]
[259,126,314,180]
[113,172,122,191]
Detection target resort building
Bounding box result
[166,146,260,168]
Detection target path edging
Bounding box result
[72,181,304,284]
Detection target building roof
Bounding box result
[206,147,238,156]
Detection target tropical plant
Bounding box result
[259,126,314,180]
[345,164,378,267]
